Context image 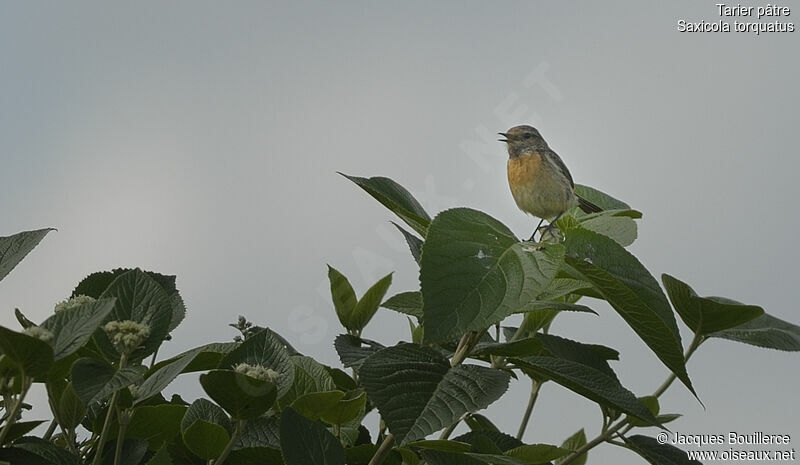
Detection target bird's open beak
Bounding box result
[497,132,508,143]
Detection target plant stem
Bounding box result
[368,433,395,465]
[43,419,58,440]
[92,352,128,465]
[653,332,703,398]
[560,418,627,465]
[516,379,541,440]
[439,412,470,440]
[214,419,245,465]
[0,372,31,445]
[114,408,131,465]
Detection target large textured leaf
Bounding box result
[40,298,116,360]
[0,228,54,282]
[564,229,695,396]
[382,291,423,319]
[182,420,229,460]
[181,398,232,434]
[710,313,800,351]
[340,173,431,236]
[0,326,54,377]
[135,347,205,404]
[71,358,146,405]
[327,266,358,330]
[555,429,587,465]
[421,208,564,343]
[280,407,345,465]
[200,370,276,420]
[392,222,423,264]
[359,343,510,445]
[96,269,174,361]
[576,210,639,247]
[333,334,385,369]
[149,342,237,374]
[662,274,764,335]
[221,328,295,397]
[126,404,187,449]
[623,435,702,465]
[278,355,336,406]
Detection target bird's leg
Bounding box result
[541,212,566,238]
[528,218,545,242]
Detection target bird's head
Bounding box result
[498,125,548,158]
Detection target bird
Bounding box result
[499,125,602,241]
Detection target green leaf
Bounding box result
[506,444,572,462]
[181,398,232,434]
[392,222,423,264]
[405,440,471,453]
[472,337,544,358]
[1,438,80,465]
[182,420,229,460]
[351,272,393,331]
[327,266,358,330]
[96,269,174,361]
[662,274,764,335]
[57,382,86,430]
[564,229,695,396]
[566,210,639,247]
[452,430,521,452]
[0,228,54,282]
[289,390,344,420]
[421,208,564,343]
[340,173,431,236]
[463,414,501,433]
[511,355,660,427]
[14,308,36,329]
[135,346,205,404]
[278,355,336,406]
[0,420,46,445]
[0,326,54,377]
[324,367,358,391]
[516,301,597,333]
[333,334,385,369]
[221,328,295,398]
[145,446,173,465]
[71,358,146,405]
[127,404,187,449]
[382,291,423,319]
[710,312,800,351]
[235,415,280,449]
[536,278,593,301]
[555,429,587,465]
[149,342,238,374]
[279,406,345,465]
[623,435,702,465]
[359,343,510,445]
[320,391,367,425]
[200,370,277,420]
[420,450,488,465]
[627,396,660,427]
[39,298,116,360]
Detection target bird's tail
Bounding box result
[577,195,603,214]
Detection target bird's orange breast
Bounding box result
[507,152,543,189]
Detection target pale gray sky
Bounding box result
[2,2,798,463]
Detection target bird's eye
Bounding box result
[523,133,533,139]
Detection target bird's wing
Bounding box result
[543,149,574,188]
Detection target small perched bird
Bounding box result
[499,125,602,241]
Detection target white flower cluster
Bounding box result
[233,363,280,382]
[23,326,53,342]
[103,320,150,354]
[54,295,96,313]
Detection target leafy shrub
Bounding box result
[1,174,798,465]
